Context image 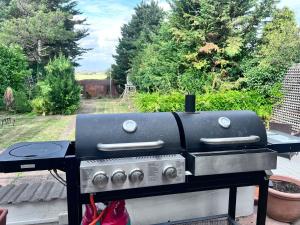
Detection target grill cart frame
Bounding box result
[0,115,299,225]
[65,153,270,225]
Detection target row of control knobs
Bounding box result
[92,166,177,188]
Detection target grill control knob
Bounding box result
[163,166,177,180]
[129,169,144,183]
[92,171,109,188]
[111,170,127,185]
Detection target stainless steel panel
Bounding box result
[188,149,277,176]
[80,154,185,193]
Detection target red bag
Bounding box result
[82,204,97,225]
[101,200,131,225]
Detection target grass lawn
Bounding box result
[75,71,107,80]
[0,114,75,151]
[0,98,134,151]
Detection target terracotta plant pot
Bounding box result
[0,208,8,225]
[267,175,300,223]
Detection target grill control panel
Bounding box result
[80,154,185,193]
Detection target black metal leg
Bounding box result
[228,186,237,220]
[78,203,83,223]
[66,156,81,225]
[256,177,269,225]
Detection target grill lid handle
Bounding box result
[200,135,260,145]
[97,140,164,151]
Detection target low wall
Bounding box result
[78,79,118,98]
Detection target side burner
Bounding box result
[0,141,70,172]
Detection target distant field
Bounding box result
[75,72,107,80]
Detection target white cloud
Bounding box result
[76,1,136,71]
[88,17,127,49]
[279,0,300,8]
[157,1,171,11]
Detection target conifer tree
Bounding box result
[111,0,164,89]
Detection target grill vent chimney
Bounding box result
[185,95,196,113]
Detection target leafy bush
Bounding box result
[31,81,51,114]
[31,98,47,115]
[135,90,280,121]
[0,45,31,96]
[13,91,32,113]
[44,55,81,115]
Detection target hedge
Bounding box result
[134,90,279,121]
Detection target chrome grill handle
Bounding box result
[97,140,164,151]
[200,135,260,145]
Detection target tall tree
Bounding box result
[111,0,164,89]
[131,0,277,93]
[0,0,88,79]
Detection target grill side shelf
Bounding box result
[187,148,277,176]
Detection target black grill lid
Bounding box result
[177,110,267,152]
[75,112,182,159]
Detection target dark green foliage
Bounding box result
[0,98,4,110]
[0,0,88,78]
[131,0,277,94]
[0,44,31,96]
[135,88,282,121]
[0,0,88,114]
[13,90,32,113]
[130,24,181,92]
[111,1,164,89]
[42,54,81,115]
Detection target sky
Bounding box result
[75,0,300,72]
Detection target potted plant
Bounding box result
[0,208,8,225]
[267,175,300,223]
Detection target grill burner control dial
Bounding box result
[129,169,144,183]
[111,170,127,185]
[163,166,177,180]
[92,171,109,188]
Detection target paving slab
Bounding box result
[238,206,289,225]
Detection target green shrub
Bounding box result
[31,81,51,115]
[31,97,48,115]
[0,45,31,96]
[13,91,32,113]
[42,55,81,115]
[134,90,277,121]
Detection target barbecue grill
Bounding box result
[0,95,299,225]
